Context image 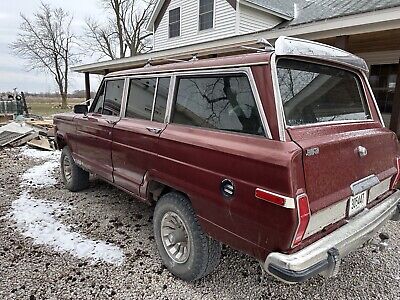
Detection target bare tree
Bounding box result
[84,0,154,60]
[11,3,77,108]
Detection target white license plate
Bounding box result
[348,191,368,217]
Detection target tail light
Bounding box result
[291,193,311,248]
[255,188,295,209]
[391,157,400,189]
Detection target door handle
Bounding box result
[106,119,117,125]
[146,127,162,134]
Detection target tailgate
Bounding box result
[288,123,398,212]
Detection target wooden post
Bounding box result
[389,59,400,137]
[335,35,350,51]
[84,72,91,100]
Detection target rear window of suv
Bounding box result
[276,59,371,126]
[172,74,264,136]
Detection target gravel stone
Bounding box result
[0,146,399,299]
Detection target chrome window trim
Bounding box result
[165,75,176,124]
[272,55,378,132]
[361,72,385,126]
[150,78,159,121]
[285,119,376,130]
[120,78,129,118]
[165,67,272,139]
[247,68,273,139]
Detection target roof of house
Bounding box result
[287,0,400,27]
[244,0,295,18]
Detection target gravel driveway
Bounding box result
[0,147,399,300]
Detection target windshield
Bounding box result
[276,59,371,126]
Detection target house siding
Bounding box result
[239,4,282,34]
[154,0,237,51]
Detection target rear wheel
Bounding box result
[60,146,89,192]
[153,192,221,281]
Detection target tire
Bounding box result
[60,146,89,192]
[153,192,221,281]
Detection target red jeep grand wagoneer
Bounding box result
[54,37,400,283]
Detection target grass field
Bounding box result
[26,97,84,117]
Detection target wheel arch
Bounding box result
[146,179,191,206]
[56,133,67,150]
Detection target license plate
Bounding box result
[348,191,368,217]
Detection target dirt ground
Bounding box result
[0,146,399,300]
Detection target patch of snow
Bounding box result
[10,192,124,266]
[20,146,60,161]
[21,160,59,188]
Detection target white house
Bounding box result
[146,0,293,51]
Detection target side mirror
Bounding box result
[74,104,88,115]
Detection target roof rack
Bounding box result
[72,38,276,74]
[240,38,275,53]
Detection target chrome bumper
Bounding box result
[264,190,400,284]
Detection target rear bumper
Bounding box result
[264,190,400,284]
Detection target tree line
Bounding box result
[11,0,155,108]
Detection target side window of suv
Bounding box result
[103,79,125,116]
[153,77,170,123]
[126,78,157,120]
[172,74,264,136]
[125,77,170,122]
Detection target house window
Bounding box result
[199,0,214,31]
[169,8,180,38]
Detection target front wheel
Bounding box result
[153,192,221,281]
[60,146,89,192]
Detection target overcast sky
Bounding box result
[0,0,106,93]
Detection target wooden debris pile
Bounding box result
[0,119,55,151]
